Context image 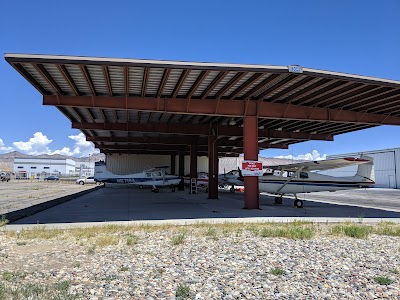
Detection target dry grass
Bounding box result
[4,221,400,243]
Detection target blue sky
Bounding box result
[0,0,399,159]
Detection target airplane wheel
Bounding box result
[274,197,283,204]
[218,185,224,188]
[172,187,176,192]
[294,199,303,208]
[229,186,235,193]
[139,185,144,189]
[153,188,159,193]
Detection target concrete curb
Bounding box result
[3,185,103,223]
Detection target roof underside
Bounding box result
[5,54,400,156]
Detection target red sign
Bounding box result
[242,161,263,176]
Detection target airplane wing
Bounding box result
[267,157,373,172]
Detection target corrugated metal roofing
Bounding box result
[5,53,400,156]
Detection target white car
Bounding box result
[76,176,96,185]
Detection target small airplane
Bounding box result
[183,170,244,192]
[94,161,181,193]
[223,156,375,208]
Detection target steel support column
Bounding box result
[208,134,218,199]
[178,150,185,191]
[243,116,259,209]
[170,155,176,175]
[190,140,198,194]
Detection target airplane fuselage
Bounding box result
[259,172,374,195]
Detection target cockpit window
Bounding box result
[300,172,309,179]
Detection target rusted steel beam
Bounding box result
[141,68,149,97]
[186,71,209,99]
[74,122,332,140]
[45,95,400,125]
[71,107,86,122]
[86,135,289,149]
[80,65,97,96]
[34,64,63,95]
[266,76,316,103]
[13,63,48,95]
[171,70,190,98]
[86,108,96,122]
[214,72,246,99]
[103,66,113,96]
[240,74,281,100]
[124,67,129,96]
[157,69,170,98]
[200,71,228,99]
[57,65,80,96]
[100,109,108,122]
[228,73,263,99]
[253,74,298,101]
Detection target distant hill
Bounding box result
[0,151,105,171]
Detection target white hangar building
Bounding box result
[326,148,400,189]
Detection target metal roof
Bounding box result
[5,53,400,156]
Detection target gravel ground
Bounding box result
[0,227,399,299]
[0,181,96,215]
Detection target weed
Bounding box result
[373,276,394,285]
[16,241,27,246]
[176,283,191,299]
[171,233,185,245]
[87,245,96,254]
[389,268,399,275]
[2,271,25,281]
[0,281,78,299]
[95,236,119,247]
[260,225,315,239]
[374,223,400,237]
[331,223,372,238]
[0,215,9,227]
[73,262,81,268]
[205,227,218,240]
[119,266,129,272]
[270,268,286,276]
[126,234,139,245]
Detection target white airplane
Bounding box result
[94,161,181,193]
[224,156,375,208]
[183,170,244,191]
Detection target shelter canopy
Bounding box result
[5,53,400,156]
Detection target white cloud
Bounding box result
[0,138,14,154]
[13,132,52,155]
[50,133,99,157]
[12,132,99,157]
[274,150,327,161]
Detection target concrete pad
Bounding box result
[10,187,400,226]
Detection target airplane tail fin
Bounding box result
[355,156,374,182]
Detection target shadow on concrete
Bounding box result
[11,187,400,224]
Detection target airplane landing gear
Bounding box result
[171,185,176,192]
[274,196,283,204]
[152,188,159,193]
[294,199,303,208]
[229,186,235,193]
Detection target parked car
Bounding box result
[44,175,59,181]
[0,172,11,182]
[76,176,96,185]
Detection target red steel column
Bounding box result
[208,134,218,199]
[178,149,185,191]
[190,140,198,194]
[243,116,259,209]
